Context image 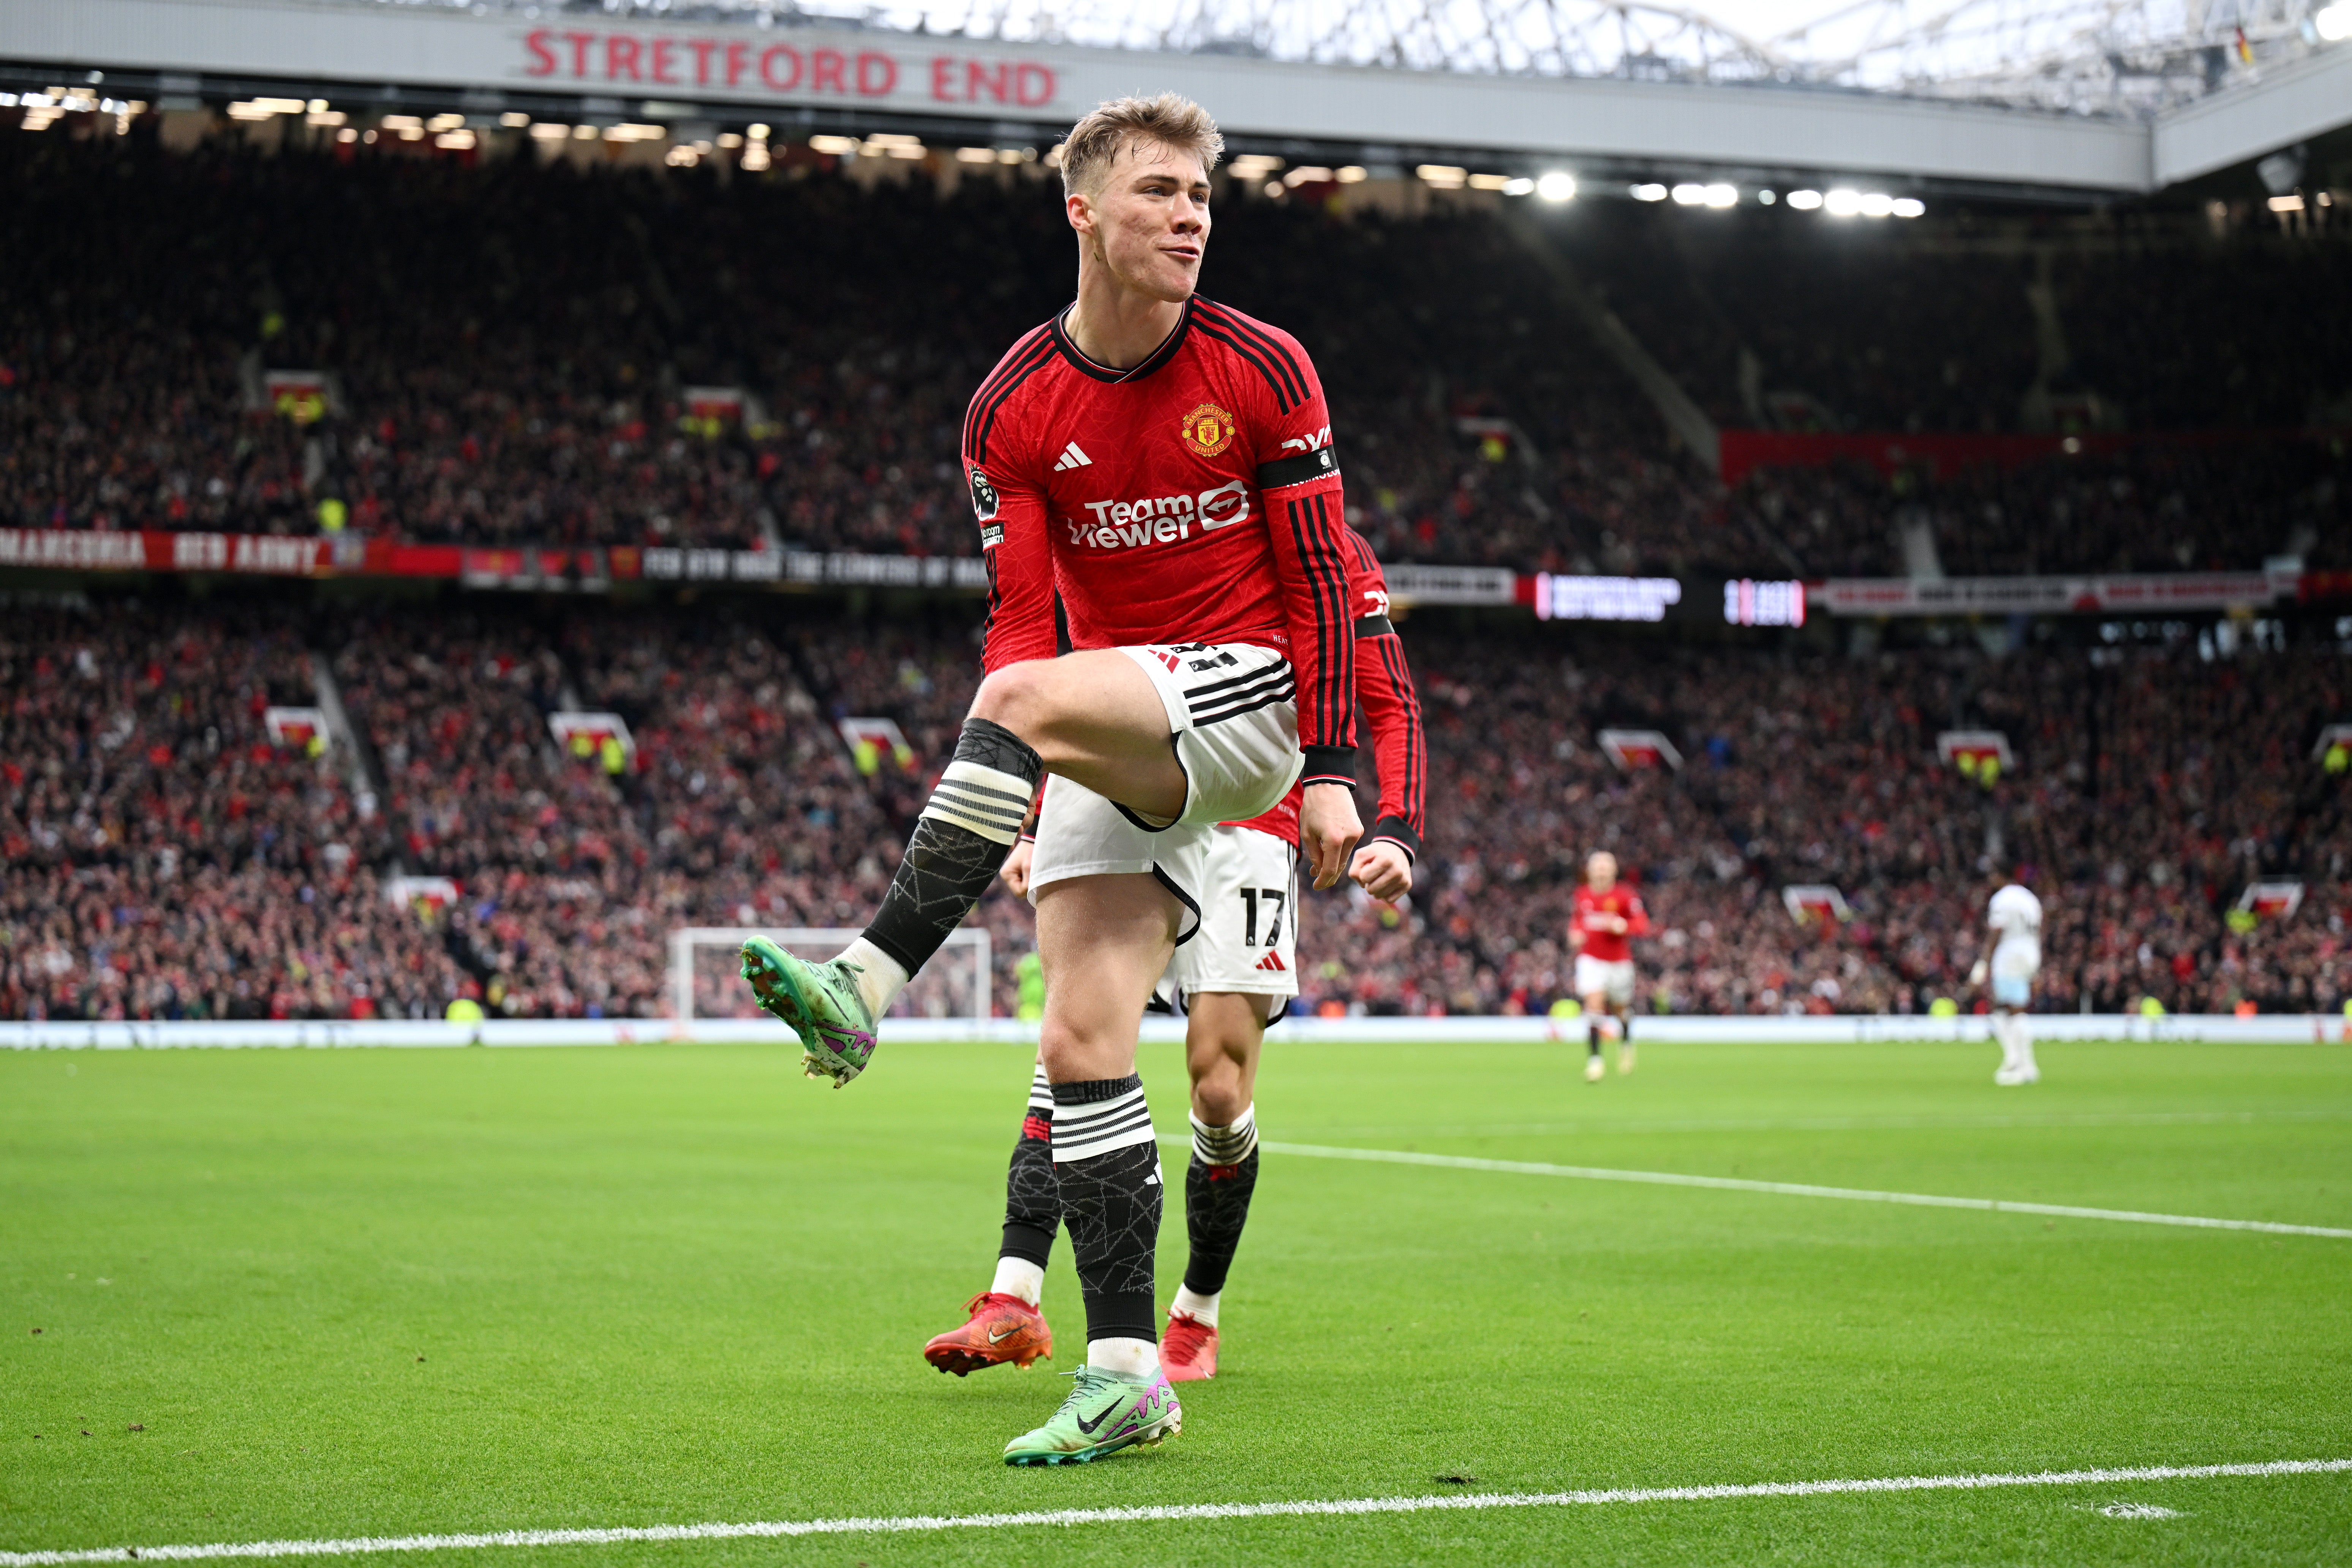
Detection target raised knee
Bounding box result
[972,662,1052,735]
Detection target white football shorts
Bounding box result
[1029,640,1303,937]
[1990,939,2040,1008]
[1575,955,1638,1008]
[1116,641,1303,830]
[1153,824,1299,1024]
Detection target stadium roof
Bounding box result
[4,0,2348,193]
[336,0,2343,120]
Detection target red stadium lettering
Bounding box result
[856,50,897,96]
[688,38,718,85]
[605,34,642,81]
[930,55,956,100]
[759,44,802,90]
[812,48,847,93]
[563,31,596,77]
[650,37,679,84]
[523,28,557,76]
[967,61,1010,104]
[722,39,750,87]
[1015,63,1056,106]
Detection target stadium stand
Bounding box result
[9,133,2342,583]
[5,590,2346,1022]
[5,126,2349,1027]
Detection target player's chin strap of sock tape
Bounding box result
[1191,1103,1258,1167]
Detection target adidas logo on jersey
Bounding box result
[1254,951,1287,972]
[1052,442,1093,472]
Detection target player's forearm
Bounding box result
[978,529,1056,670]
[1266,484,1356,780]
[1355,631,1425,857]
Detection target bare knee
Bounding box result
[971,662,1057,741]
[1185,1008,1260,1124]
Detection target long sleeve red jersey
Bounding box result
[1226,527,1427,857]
[1571,884,1650,963]
[962,298,1357,782]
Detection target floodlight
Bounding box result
[2318,2,2351,40]
[1536,171,1577,201]
[1501,177,1536,196]
[1859,192,1894,217]
[1631,183,1667,201]
[1758,189,1777,205]
[1671,182,1705,204]
[1892,197,1925,218]
[1787,189,1822,210]
[1703,183,1737,207]
[1822,188,1862,215]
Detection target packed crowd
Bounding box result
[5,591,2346,1023]
[1730,439,2347,579]
[6,132,2342,586]
[1565,202,2352,435]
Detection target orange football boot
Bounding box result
[1160,1309,1219,1382]
[923,1292,1053,1376]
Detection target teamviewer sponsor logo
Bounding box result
[1065,480,1250,549]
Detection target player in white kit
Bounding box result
[1969,877,2043,1085]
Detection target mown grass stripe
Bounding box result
[4,1459,2343,1564]
[1222,1138,2352,1239]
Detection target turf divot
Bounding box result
[3,1459,2343,1565]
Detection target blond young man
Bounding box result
[741,94,1362,1465]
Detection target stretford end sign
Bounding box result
[520,27,1057,111]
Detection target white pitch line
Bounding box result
[1219,1139,2352,1239]
[2,1459,2342,1565]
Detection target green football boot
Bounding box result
[738,936,879,1087]
[1002,1366,1182,1467]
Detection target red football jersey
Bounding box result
[1230,528,1426,857]
[964,298,1356,781]
[1572,884,1649,963]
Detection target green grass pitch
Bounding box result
[5,1036,2349,1565]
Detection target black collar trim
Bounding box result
[1051,299,1193,384]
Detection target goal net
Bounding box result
[668,926,994,1026]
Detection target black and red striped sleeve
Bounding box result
[1194,302,1355,782]
[1346,533,1426,859]
[964,325,1057,673]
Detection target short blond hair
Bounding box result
[1060,93,1223,197]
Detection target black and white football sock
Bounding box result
[1173,1103,1259,1328]
[1051,1074,1162,1377]
[841,717,1041,1018]
[992,1063,1059,1306]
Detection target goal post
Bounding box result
[668,926,994,1027]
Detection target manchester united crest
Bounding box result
[1177,402,1237,460]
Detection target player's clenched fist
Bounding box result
[999,837,1035,898]
[1299,782,1363,891]
[1348,839,1413,903]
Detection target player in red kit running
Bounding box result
[1570,851,1649,1080]
[738,94,1361,1466]
[924,525,1426,1386]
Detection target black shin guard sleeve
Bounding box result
[1000,1106,1060,1268]
[1181,1146,1260,1297]
[1056,1141,1162,1343]
[861,718,1041,977]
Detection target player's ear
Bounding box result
[1064,188,1094,236]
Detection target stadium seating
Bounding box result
[5,133,2343,581]
[5,591,2344,1021]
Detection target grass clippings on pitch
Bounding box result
[4,1036,2349,1564]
